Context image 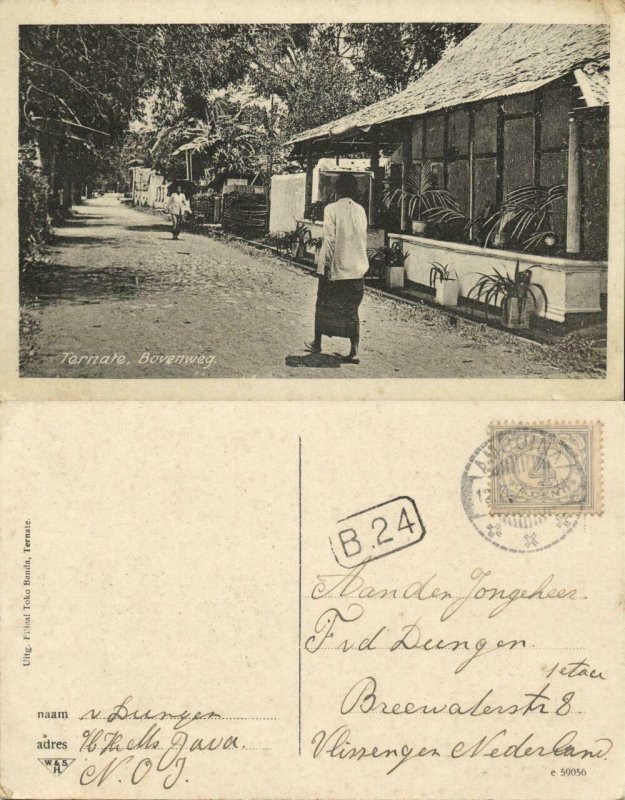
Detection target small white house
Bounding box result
[146,173,168,209]
[269,159,381,233]
[129,168,168,208]
[129,167,152,206]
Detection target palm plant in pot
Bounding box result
[468,261,548,330]
[482,184,565,252]
[383,161,465,236]
[429,262,459,307]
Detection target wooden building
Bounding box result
[287,24,609,323]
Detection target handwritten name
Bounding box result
[305,605,525,673]
[80,696,221,730]
[311,565,577,622]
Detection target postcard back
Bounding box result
[0,401,623,799]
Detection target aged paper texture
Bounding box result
[0,400,623,799]
[0,0,623,399]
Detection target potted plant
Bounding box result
[382,160,465,236]
[366,241,408,288]
[429,262,459,307]
[468,260,548,330]
[385,241,408,289]
[482,184,565,252]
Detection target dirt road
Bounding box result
[20,195,595,379]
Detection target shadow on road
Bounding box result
[60,215,109,227]
[21,263,140,307]
[51,235,121,247]
[125,224,171,233]
[285,353,342,369]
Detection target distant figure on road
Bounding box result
[166,182,190,240]
[306,173,368,363]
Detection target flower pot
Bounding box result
[435,279,459,307]
[411,220,427,235]
[385,265,405,290]
[503,297,530,329]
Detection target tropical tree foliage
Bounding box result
[325,23,478,92]
[151,97,263,186]
[20,24,162,214]
[18,22,478,246]
[147,23,477,179]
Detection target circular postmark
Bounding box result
[461,438,580,553]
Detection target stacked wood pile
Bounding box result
[222,193,268,235]
[192,193,220,224]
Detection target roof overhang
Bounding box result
[287,20,610,151]
[287,74,568,150]
[573,61,609,108]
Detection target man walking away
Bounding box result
[306,173,369,363]
[166,182,190,240]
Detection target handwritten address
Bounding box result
[77,697,267,789]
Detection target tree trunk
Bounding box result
[61,168,73,217]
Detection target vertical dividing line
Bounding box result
[298,435,302,756]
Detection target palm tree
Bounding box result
[151,97,263,186]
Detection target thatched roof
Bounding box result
[288,23,609,146]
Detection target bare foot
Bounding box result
[336,352,360,364]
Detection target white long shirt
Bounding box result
[167,192,190,216]
[317,197,369,280]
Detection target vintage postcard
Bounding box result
[0,0,623,399]
[0,400,623,799]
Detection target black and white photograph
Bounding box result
[17,20,611,380]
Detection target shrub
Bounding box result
[18,145,50,266]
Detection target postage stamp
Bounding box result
[489,423,602,515]
[460,438,581,553]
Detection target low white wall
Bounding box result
[147,174,167,209]
[270,174,306,233]
[388,234,607,323]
